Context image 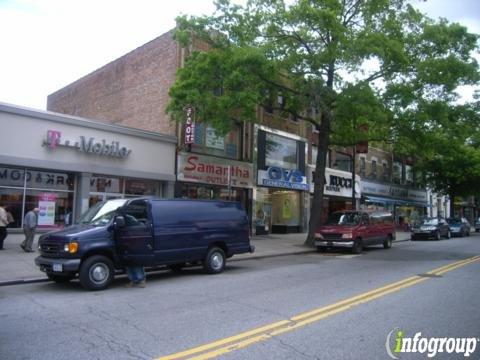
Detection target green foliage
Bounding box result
[166,0,480,240]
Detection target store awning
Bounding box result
[364,196,429,207]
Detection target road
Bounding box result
[1,234,479,360]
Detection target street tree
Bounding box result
[396,102,480,216]
[167,0,479,245]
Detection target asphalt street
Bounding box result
[1,234,479,360]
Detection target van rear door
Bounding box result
[115,200,155,266]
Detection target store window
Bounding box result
[89,174,161,207]
[180,183,246,204]
[192,123,241,160]
[0,166,74,228]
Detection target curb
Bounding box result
[0,278,50,287]
[0,240,411,287]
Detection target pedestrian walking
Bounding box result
[21,207,39,252]
[0,204,8,250]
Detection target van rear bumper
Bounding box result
[315,240,354,248]
[35,256,81,273]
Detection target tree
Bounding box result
[397,102,480,216]
[167,0,479,246]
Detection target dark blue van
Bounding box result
[35,198,254,290]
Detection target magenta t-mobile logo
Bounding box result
[46,130,62,149]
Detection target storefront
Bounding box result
[253,126,308,234]
[307,166,361,224]
[175,152,253,215]
[361,180,428,228]
[0,102,177,231]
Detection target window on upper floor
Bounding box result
[382,162,389,181]
[405,164,413,185]
[191,123,241,160]
[371,160,377,180]
[359,157,366,178]
[393,161,402,184]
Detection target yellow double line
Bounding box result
[157,255,480,360]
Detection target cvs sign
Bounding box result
[258,166,308,191]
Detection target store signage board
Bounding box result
[258,166,309,191]
[362,180,427,202]
[184,107,195,144]
[308,166,360,198]
[43,130,131,159]
[177,152,253,188]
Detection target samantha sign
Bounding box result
[177,152,253,188]
[43,130,132,159]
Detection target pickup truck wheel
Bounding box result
[79,255,114,291]
[383,235,393,249]
[47,272,74,283]
[203,247,226,274]
[352,238,363,254]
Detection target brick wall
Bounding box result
[47,30,179,136]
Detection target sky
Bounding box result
[0,0,479,110]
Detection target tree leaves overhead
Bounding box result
[167,0,480,242]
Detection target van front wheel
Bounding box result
[79,255,114,291]
[203,247,226,274]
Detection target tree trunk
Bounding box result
[305,110,331,247]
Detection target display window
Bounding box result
[0,166,75,229]
[25,190,74,228]
[180,183,246,204]
[0,187,24,228]
[255,188,301,233]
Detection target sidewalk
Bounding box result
[0,231,411,286]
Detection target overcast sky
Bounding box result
[0,0,478,110]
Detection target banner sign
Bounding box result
[177,152,253,188]
[258,166,309,191]
[184,107,195,144]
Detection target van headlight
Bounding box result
[64,242,79,254]
[342,233,353,239]
[314,233,324,239]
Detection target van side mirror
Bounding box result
[115,216,126,228]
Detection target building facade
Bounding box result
[45,28,436,234]
[0,102,176,230]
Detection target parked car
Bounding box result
[475,217,480,232]
[411,217,451,240]
[315,210,395,254]
[35,197,254,290]
[447,217,471,237]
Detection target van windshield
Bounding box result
[78,199,128,225]
[325,212,361,226]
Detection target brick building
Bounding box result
[48,30,179,136]
[47,28,430,233]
